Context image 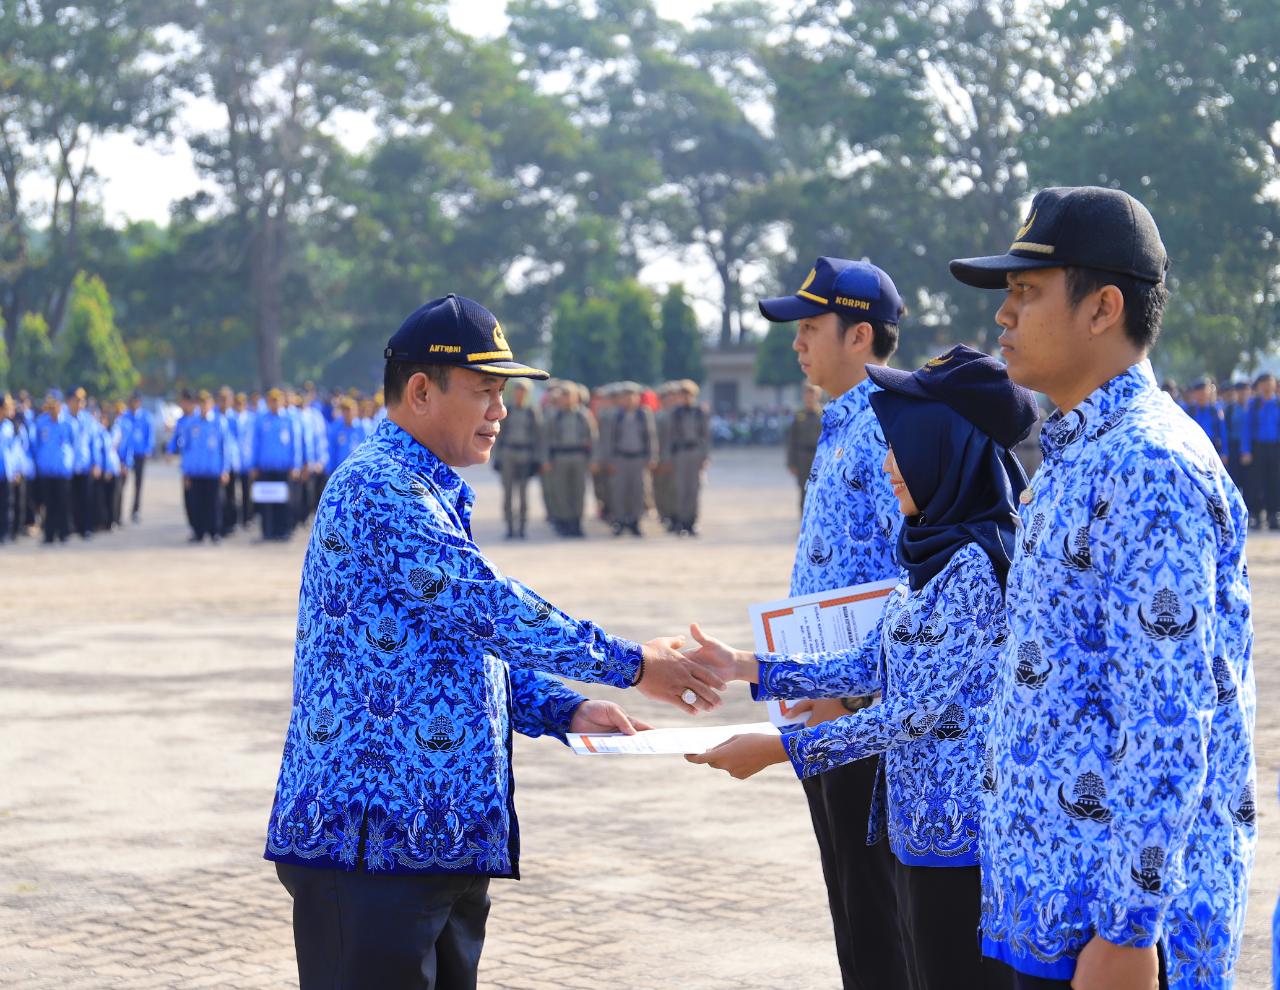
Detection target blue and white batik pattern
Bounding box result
[791,376,901,598]
[264,419,641,877]
[758,542,1004,867]
[981,361,1256,989]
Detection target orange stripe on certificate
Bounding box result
[758,586,892,651]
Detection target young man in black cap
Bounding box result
[950,186,1255,990]
[265,293,726,990]
[732,257,910,990]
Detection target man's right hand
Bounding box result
[636,636,724,714]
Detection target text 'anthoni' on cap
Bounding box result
[759,257,905,325]
[385,294,549,380]
[949,186,1169,290]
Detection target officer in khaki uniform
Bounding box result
[665,380,711,536]
[543,380,596,537]
[493,379,545,538]
[786,383,824,512]
[652,382,679,531]
[604,382,657,536]
[591,384,618,523]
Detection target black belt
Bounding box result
[550,446,589,455]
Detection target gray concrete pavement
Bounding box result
[1,449,1276,989]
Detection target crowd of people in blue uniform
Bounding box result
[163,385,385,543]
[0,383,387,546]
[1169,373,1280,530]
[0,387,155,544]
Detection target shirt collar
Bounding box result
[375,418,475,519]
[823,376,877,430]
[1041,360,1157,459]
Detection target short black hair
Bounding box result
[383,362,451,404]
[837,313,899,361]
[1064,267,1168,351]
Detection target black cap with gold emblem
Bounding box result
[384,294,549,380]
[949,186,1169,290]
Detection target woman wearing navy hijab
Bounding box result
[687,345,1038,990]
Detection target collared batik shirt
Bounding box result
[790,376,901,598]
[264,419,642,878]
[757,542,1004,866]
[981,362,1255,989]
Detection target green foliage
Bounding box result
[57,273,138,400]
[550,293,621,387]
[660,284,705,382]
[755,323,803,390]
[612,279,663,384]
[11,312,56,395]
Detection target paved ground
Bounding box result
[1,449,1276,990]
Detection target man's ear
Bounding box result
[1088,285,1126,339]
[404,372,434,415]
[844,321,873,353]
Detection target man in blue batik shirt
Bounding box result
[756,256,909,990]
[951,185,1255,990]
[265,293,724,990]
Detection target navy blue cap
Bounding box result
[950,186,1168,290]
[866,345,1038,449]
[1188,377,1212,391]
[385,294,548,380]
[759,257,904,325]
[46,388,64,402]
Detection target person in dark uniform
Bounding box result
[666,380,710,536]
[544,381,596,537]
[786,383,824,513]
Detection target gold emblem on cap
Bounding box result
[1015,209,1037,241]
[799,268,817,292]
[492,321,509,351]
[924,351,956,370]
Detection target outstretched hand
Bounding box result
[684,623,756,684]
[569,699,654,735]
[637,636,725,714]
[684,733,788,779]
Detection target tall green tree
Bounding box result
[612,279,662,384]
[0,0,172,347]
[660,284,705,381]
[755,322,802,392]
[11,311,56,395]
[57,273,138,399]
[550,293,621,387]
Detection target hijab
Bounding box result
[869,390,1027,592]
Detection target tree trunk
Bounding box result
[250,207,285,389]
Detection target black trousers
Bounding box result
[222,472,239,535]
[0,480,11,542]
[257,470,292,539]
[239,471,254,526]
[1255,441,1280,524]
[995,942,1168,989]
[1227,450,1253,515]
[131,455,146,518]
[71,471,95,535]
[893,862,1011,990]
[188,476,223,539]
[40,475,71,542]
[802,757,909,990]
[96,476,119,530]
[277,863,490,990]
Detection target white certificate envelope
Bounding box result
[569,721,779,756]
[251,480,290,504]
[749,578,898,730]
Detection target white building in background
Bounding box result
[702,345,804,414]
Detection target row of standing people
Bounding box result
[0,388,156,545]
[493,377,711,539]
[1173,374,1280,530]
[167,387,385,543]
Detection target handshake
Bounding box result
[570,625,791,781]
